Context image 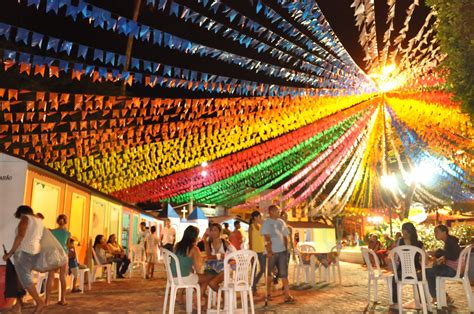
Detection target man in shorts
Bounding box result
[261,205,295,304]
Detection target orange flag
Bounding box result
[34,64,46,76]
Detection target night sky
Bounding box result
[317,0,432,71]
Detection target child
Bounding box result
[146,226,160,279]
[68,238,81,292]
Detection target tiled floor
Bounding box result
[4,261,473,313]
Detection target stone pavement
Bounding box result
[4,261,473,313]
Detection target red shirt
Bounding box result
[229,229,243,250]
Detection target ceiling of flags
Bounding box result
[0,0,472,216]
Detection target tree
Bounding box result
[426,0,474,119]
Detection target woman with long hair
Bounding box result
[249,211,265,294]
[390,222,424,309]
[93,235,115,268]
[172,226,211,308]
[203,223,235,292]
[107,234,131,278]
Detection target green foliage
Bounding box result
[369,218,474,251]
[426,0,474,119]
[451,224,474,246]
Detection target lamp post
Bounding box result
[381,173,397,237]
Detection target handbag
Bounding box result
[33,228,68,272]
[204,260,225,273]
[3,245,26,298]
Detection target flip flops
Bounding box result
[284,296,296,304]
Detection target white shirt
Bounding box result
[146,233,160,253]
[162,226,176,245]
[17,215,44,255]
[137,229,150,247]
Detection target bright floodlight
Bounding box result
[200,170,208,177]
[382,64,396,76]
[201,161,208,167]
[404,161,437,185]
[381,174,398,190]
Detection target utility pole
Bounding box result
[121,0,142,96]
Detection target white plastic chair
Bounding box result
[436,244,473,310]
[91,248,112,283]
[33,271,47,296]
[361,248,394,304]
[129,244,147,278]
[325,245,342,284]
[215,250,257,314]
[294,245,317,285]
[162,248,201,314]
[389,245,432,314]
[71,267,92,293]
[34,272,61,301]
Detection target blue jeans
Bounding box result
[426,264,456,298]
[252,252,265,291]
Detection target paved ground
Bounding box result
[3,261,473,313]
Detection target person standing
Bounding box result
[261,205,295,304]
[2,205,45,313]
[426,224,461,304]
[249,211,265,294]
[145,226,160,279]
[229,221,243,250]
[280,211,295,264]
[161,218,176,252]
[222,223,231,240]
[137,222,150,261]
[46,214,70,305]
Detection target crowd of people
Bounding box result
[3,204,468,313]
[167,204,297,310]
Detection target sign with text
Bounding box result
[0,154,28,265]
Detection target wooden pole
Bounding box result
[121,0,142,96]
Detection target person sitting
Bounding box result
[107,234,131,278]
[93,235,125,279]
[394,231,402,246]
[375,234,394,267]
[203,223,235,292]
[172,225,211,309]
[390,222,424,309]
[93,234,114,266]
[426,224,461,304]
[367,234,382,266]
